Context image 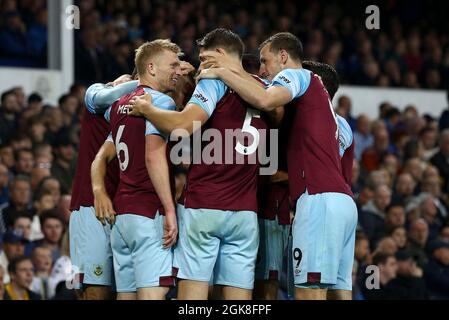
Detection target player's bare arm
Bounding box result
[91,141,117,225]
[128,93,209,136]
[145,135,178,248]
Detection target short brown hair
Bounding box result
[260,32,303,62]
[135,39,182,77]
[196,28,244,59]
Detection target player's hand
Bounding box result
[199,50,243,73]
[180,61,195,76]
[163,211,178,248]
[196,68,225,83]
[112,74,133,86]
[128,93,153,117]
[93,190,116,225]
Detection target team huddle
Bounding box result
[68,28,357,300]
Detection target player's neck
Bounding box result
[282,61,302,70]
[138,76,162,92]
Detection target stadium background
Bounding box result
[0,0,448,300]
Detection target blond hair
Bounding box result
[135,39,181,77]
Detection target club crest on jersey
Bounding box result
[93,265,103,277]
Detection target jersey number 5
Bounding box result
[235,108,261,156]
[115,125,129,171]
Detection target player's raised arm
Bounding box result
[91,138,117,225]
[128,78,226,136]
[198,67,300,112]
[85,76,139,114]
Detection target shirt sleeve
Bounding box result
[106,133,113,143]
[103,106,112,123]
[84,81,139,114]
[270,68,311,99]
[337,115,354,158]
[143,90,177,139]
[187,79,227,117]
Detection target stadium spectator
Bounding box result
[392,173,416,206]
[359,184,392,247]
[0,163,9,206]
[38,177,61,205]
[430,130,449,193]
[0,265,4,300]
[50,138,75,195]
[354,115,373,161]
[0,90,19,145]
[30,190,55,241]
[13,148,34,176]
[361,252,398,300]
[386,250,428,300]
[407,218,430,268]
[0,175,32,231]
[0,144,15,171]
[4,256,40,300]
[385,204,406,232]
[424,240,449,299]
[390,226,408,251]
[29,245,53,300]
[0,229,27,284]
[34,210,64,262]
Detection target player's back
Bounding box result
[283,70,353,201]
[70,107,119,211]
[184,80,267,213]
[108,85,170,218]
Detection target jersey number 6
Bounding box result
[115,125,129,171]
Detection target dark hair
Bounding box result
[385,107,400,120]
[259,32,303,62]
[372,252,394,266]
[8,256,31,274]
[58,93,76,107]
[14,148,33,162]
[28,92,43,104]
[196,28,244,59]
[12,212,32,225]
[9,174,31,189]
[1,89,15,104]
[386,202,405,214]
[388,225,406,236]
[242,54,260,74]
[302,60,339,99]
[39,209,63,227]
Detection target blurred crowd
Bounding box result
[0,85,82,300]
[1,0,449,89]
[1,86,449,300]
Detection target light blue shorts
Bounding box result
[255,217,290,281]
[69,206,114,288]
[292,191,357,291]
[174,205,259,290]
[110,213,174,293]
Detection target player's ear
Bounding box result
[216,48,226,55]
[279,49,288,66]
[148,62,156,77]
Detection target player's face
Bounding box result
[154,50,182,93]
[259,44,282,81]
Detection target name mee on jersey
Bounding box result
[116,101,279,176]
